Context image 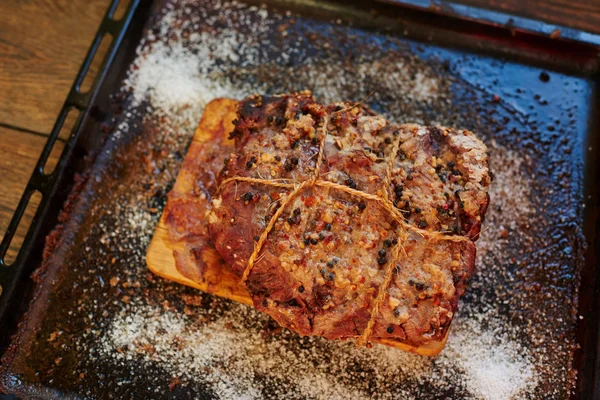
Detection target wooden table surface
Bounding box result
[1,0,600,263]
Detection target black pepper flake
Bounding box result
[288,217,296,224]
[539,71,550,82]
[275,155,281,161]
[393,130,399,136]
[377,257,387,265]
[284,164,294,172]
[384,137,392,145]
[415,282,425,291]
[253,236,260,241]
[358,201,367,211]
[293,208,301,216]
[418,220,428,229]
[291,157,299,165]
[335,105,343,111]
[386,325,394,334]
[242,192,253,202]
[408,279,415,286]
[447,161,455,169]
[406,174,413,181]
[310,238,318,245]
[275,116,283,125]
[452,169,462,176]
[250,156,257,163]
[414,207,422,214]
[311,137,319,145]
[378,249,387,258]
[291,140,299,149]
[392,238,398,245]
[394,184,403,198]
[345,178,357,189]
[298,285,305,293]
[223,157,230,165]
[327,272,335,281]
[318,231,326,240]
[304,238,311,245]
[325,223,332,231]
[288,298,300,307]
[383,239,392,248]
[327,261,335,268]
[246,161,254,169]
[393,308,401,317]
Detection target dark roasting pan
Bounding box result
[0,0,599,398]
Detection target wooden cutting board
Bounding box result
[146,98,252,306]
[146,215,253,306]
[145,98,447,356]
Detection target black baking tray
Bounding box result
[0,0,599,398]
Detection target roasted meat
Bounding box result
[163,91,490,352]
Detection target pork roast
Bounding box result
[164,91,491,351]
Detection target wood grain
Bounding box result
[457,0,600,35]
[0,127,64,264]
[0,0,110,135]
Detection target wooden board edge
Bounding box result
[146,219,447,355]
[146,219,254,307]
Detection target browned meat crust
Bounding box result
[166,92,490,350]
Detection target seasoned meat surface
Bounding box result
[205,91,490,349]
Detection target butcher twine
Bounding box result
[218,103,471,346]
